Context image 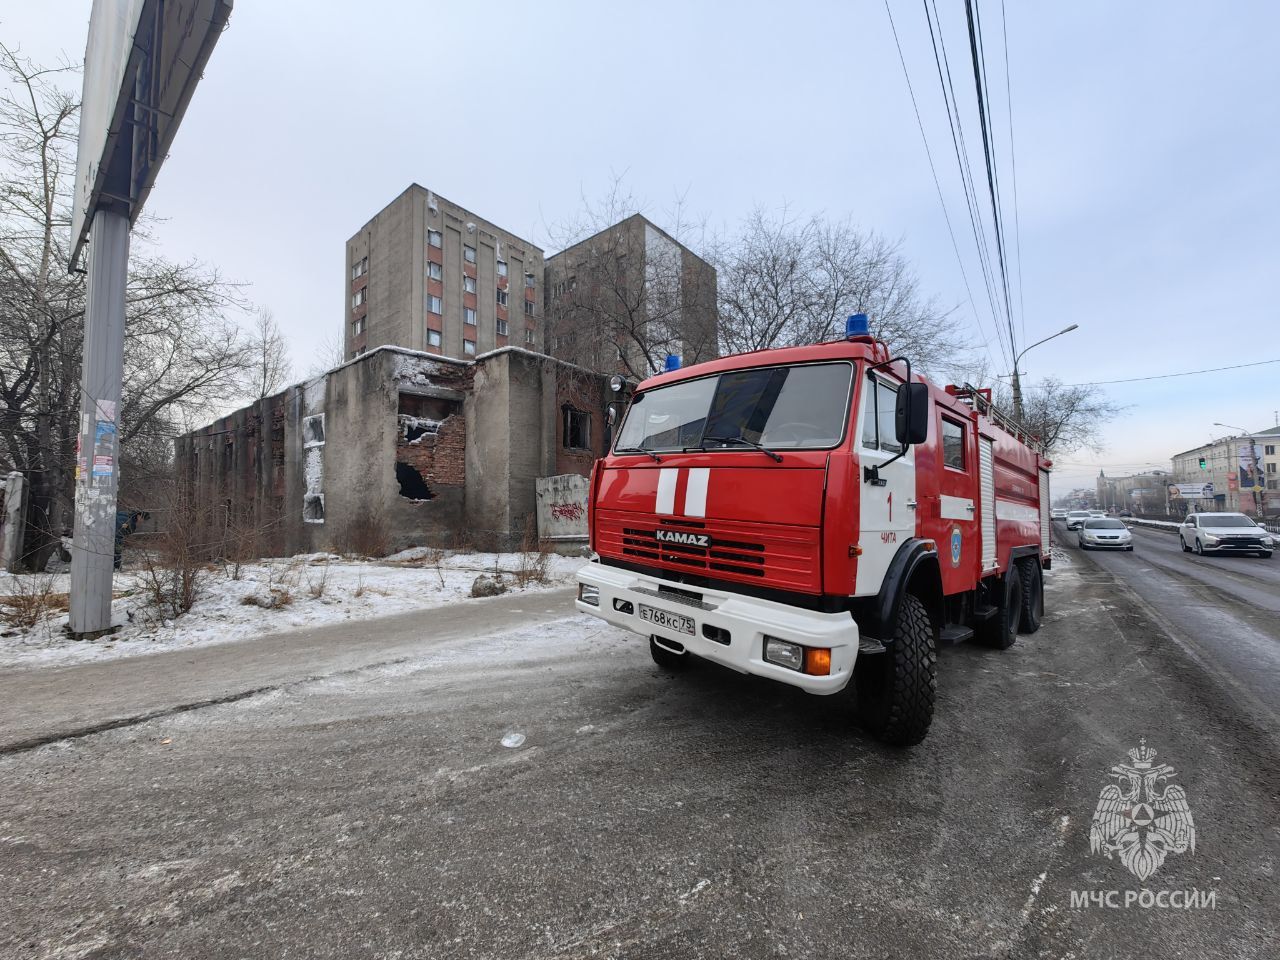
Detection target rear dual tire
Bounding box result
[979,567,1023,649]
[1017,559,1043,634]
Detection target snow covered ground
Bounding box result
[0,549,587,670]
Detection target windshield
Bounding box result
[614,362,853,453]
[1068,511,1089,517]
[1201,515,1258,528]
[1085,519,1126,529]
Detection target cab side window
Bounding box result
[860,379,902,453]
[941,417,966,470]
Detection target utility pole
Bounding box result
[68,210,129,637]
[1010,324,1079,423]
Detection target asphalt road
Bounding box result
[1057,521,1280,733]
[2,562,1277,959]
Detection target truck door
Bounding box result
[855,374,916,596]
[935,411,979,592]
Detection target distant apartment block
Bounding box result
[345,185,543,362]
[543,213,718,378]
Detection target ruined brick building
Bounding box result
[176,347,610,554]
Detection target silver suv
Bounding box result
[1179,513,1273,558]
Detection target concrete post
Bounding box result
[0,471,27,572]
[69,209,130,637]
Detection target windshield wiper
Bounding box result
[615,445,663,463]
[694,435,783,462]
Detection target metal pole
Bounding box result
[69,208,130,638]
[1011,367,1024,422]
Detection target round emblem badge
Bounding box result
[950,526,963,568]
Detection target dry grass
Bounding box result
[512,517,552,588]
[0,574,60,629]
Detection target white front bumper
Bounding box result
[575,561,858,695]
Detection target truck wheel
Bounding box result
[649,636,688,671]
[979,568,1022,649]
[854,593,936,747]
[1018,559,1043,635]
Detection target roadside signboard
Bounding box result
[1167,482,1215,500]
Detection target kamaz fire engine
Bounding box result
[575,315,1052,746]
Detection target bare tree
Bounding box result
[544,179,718,379]
[712,207,966,375]
[0,46,253,569]
[306,332,346,377]
[247,308,291,399]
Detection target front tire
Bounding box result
[979,567,1023,649]
[1194,538,1204,555]
[854,593,937,747]
[1018,558,1043,634]
[1180,536,1191,553]
[649,636,688,671]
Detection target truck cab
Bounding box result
[576,323,1051,746]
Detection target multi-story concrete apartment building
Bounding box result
[543,214,718,378]
[1171,427,1279,516]
[344,185,543,362]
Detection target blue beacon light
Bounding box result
[846,313,870,338]
[664,354,682,372]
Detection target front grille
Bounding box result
[597,510,821,594]
[621,526,766,577]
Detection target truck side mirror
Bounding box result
[607,404,617,426]
[895,382,929,446]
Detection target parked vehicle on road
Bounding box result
[575,317,1052,748]
[1066,510,1091,530]
[1079,518,1133,551]
[1179,513,1274,558]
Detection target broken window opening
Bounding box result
[401,417,441,443]
[396,462,434,501]
[303,493,325,523]
[563,406,591,451]
[303,414,326,447]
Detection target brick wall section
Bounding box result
[395,412,466,491]
[554,365,609,477]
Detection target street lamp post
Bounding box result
[1011,324,1080,423]
[1213,422,1262,516]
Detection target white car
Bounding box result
[1179,513,1273,558]
[1079,517,1133,551]
[1051,509,1068,521]
[1065,510,1091,530]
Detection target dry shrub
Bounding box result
[306,562,329,599]
[0,574,59,629]
[242,559,301,609]
[346,509,390,559]
[513,516,551,588]
[135,483,212,620]
[449,527,477,554]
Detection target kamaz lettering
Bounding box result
[654,529,710,547]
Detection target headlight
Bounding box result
[578,583,600,606]
[1202,535,1220,544]
[1262,536,1274,547]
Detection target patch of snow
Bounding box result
[500,732,526,748]
[0,552,587,670]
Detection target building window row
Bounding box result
[464,244,476,264]
[428,294,442,314]
[429,261,442,281]
[428,329,441,348]
[464,339,476,356]
[525,329,534,346]
[464,275,477,294]
[496,318,509,336]
[353,317,365,336]
[496,288,508,306]
[524,299,536,316]
[429,229,443,248]
[524,273,536,289]
[352,288,367,308]
[351,256,368,279]
[464,306,477,325]
[497,260,508,278]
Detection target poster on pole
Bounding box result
[1238,442,1263,490]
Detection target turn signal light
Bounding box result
[803,648,832,676]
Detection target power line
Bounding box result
[999,0,1027,348]
[964,0,1018,360]
[883,0,1000,367]
[1067,358,1280,387]
[922,0,1012,368]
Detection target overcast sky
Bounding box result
[4,1,1278,494]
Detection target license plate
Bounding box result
[638,604,694,636]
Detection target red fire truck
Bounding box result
[574,315,1052,746]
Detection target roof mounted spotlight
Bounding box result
[846,313,870,339]
[663,354,682,372]
[609,374,626,393]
